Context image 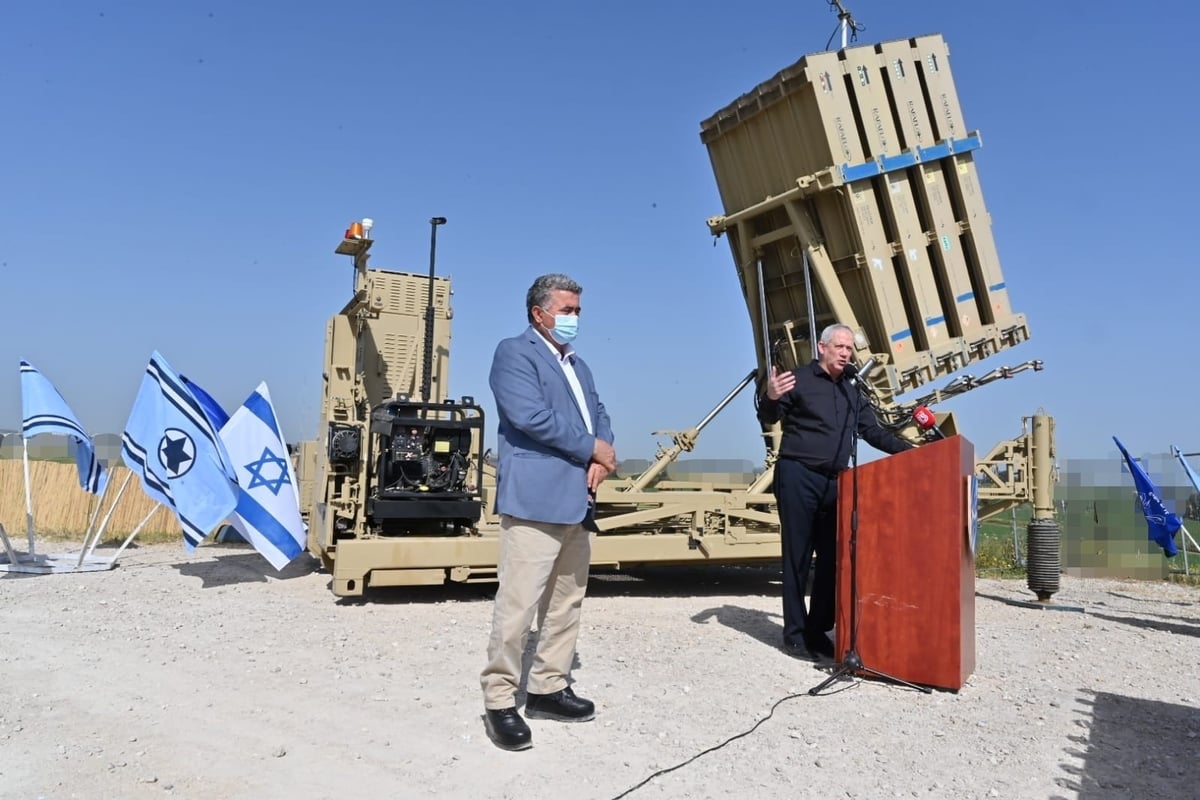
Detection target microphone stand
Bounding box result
[809,372,931,695]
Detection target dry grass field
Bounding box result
[0,460,180,542]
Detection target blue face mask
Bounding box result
[549,314,579,344]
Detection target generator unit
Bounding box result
[302,219,488,592]
[367,395,483,529]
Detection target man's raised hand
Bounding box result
[766,366,796,401]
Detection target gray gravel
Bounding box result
[2,543,1197,799]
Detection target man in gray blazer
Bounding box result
[479,273,616,751]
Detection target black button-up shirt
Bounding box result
[756,360,913,473]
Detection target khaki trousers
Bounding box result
[480,514,591,710]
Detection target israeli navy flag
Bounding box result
[1113,436,1180,557]
[220,383,306,570]
[122,352,238,550]
[180,374,231,431]
[179,373,237,484]
[19,359,108,495]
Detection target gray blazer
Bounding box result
[489,326,613,525]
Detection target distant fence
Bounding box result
[0,460,180,538]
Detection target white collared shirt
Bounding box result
[539,334,593,434]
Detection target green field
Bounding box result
[976,505,1032,576]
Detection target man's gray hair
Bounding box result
[819,323,853,345]
[526,273,583,322]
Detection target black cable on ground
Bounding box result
[608,687,828,799]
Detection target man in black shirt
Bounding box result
[757,323,913,660]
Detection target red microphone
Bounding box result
[912,406,946,439]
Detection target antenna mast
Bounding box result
[826,1,864,50]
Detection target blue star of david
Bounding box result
[158,428,195,478]
[244,446,291,496]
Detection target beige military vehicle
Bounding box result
[298,33,1058,598]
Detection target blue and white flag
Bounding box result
[19,359,108,495]
[1113,436,1180,557]
[180,374,231,431]
[179,373,237,485]
[220,383,306,570]
[122,352,238,550]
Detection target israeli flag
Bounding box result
[20,359,108,495]
[122,352,238,550]
[220,383,306,570]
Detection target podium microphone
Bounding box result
[913,405,946,439]
[846,357,877,389]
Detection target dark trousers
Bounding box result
[774,459,838,645]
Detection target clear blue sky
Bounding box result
[4,1,1198,464]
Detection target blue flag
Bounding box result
[1171,445,1200,497]
[220,382,307,570]
[19,359,108,495]
[122,352,238,550]
[179,373,238,487]
[180,374,231,431]
[1113,436,1180,557]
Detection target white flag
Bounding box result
[220,383,306,570]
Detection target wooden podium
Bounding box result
[833,435,976,691]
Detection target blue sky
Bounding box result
[3,1,1198,465]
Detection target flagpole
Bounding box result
[81,459,110,552]
[107,507,158,565]
[82,470,132,563]
[22,437,35,556]
[1169,446,1200,576]
[1179,523,1196,576]
[0,522,19,566]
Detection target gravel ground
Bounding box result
[2,542,1197,800]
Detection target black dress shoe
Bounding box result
[803,634,836,660]
[525,686,595,722]
[484,707,532,751]
[780,639,818,661]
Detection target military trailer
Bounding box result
[298,33,1057,597]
